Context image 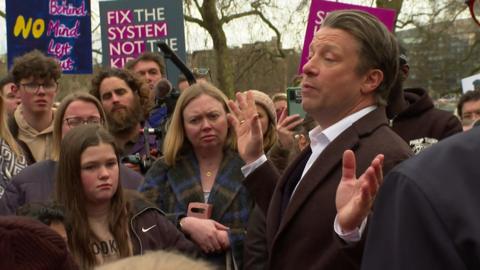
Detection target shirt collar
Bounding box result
[309,106,377,149]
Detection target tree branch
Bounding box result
[92,23,101,33]
[469,65,480,76]
[184,15,207,29]
[235,48,267,84]
[254,10,285,58]
[221,10,258,24]
[396,18,415,29]
[193,0,203,15]
[220,9,284,57]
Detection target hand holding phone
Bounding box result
[287,87,306,118]
[187,202,213,219]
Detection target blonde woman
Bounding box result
[0,93,27,200]
[140,82,253,269]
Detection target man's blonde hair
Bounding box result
[96,250,214,270]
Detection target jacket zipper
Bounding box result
[130,206,167,255]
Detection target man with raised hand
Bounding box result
[228,10,412,270]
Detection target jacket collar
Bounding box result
[271,107,388,241]
[167,149,245,219]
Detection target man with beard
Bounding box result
[90,68,157,173]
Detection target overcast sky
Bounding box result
[0,0,446,56]
[0,0,382,55]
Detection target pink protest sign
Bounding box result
[299,0,396,73]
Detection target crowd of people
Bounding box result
[0,8,478,270]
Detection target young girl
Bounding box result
[0,92,141,215]
[55,125,197,269]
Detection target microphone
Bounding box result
[157,41,196,85]
[155,79,172,100]
[139,127,163,136]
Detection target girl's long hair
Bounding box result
[55,125,130,269]
[0,95,21,155]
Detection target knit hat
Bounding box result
[249,90,277,124]
[0,216,78,270]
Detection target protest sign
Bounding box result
[99,0,186,82]
[6,0,92,74]
[299,0,396,72]
[462,73,480,93]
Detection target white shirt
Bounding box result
[241,105,377,242]
[293,106,376,195]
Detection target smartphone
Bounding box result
[287,87,306,118]
[187,202,213,219]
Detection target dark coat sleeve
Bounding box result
[131,208,199,256]
[243,160,279,214]
[439,114,462,140]
[151,210,199,255]
[362,171,468,270]
[243,205,268,270]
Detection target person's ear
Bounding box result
[297,134,309,151]
[400,64,410,81]
[360,69,383,95]
[11,84,18,94]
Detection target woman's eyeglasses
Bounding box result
[64,117,102,128]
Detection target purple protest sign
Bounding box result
[6,0,92,74]
[100,0,186,72]
[299,0,396,73]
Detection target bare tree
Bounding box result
[395,0,474,97]
[183,0,284,97]
[376,0,404,28]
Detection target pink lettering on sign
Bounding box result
[49,0,87,16]
[47,19,80,38]
[60,57,75,71]
[109,40,145,57]
[107,22,167,40]
[47,39,73,58]
[110,56,135,69]
[107,9,133,25]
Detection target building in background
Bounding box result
[397,18,480,101]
